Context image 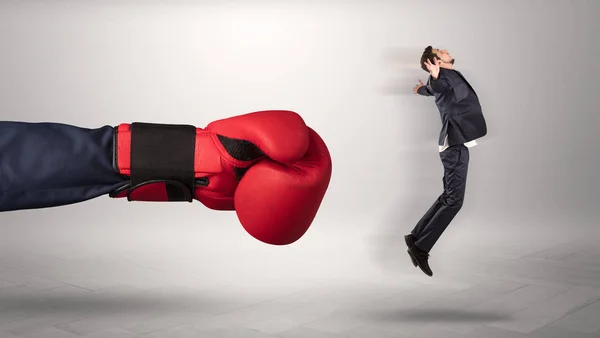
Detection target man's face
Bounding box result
[433,48,455,64]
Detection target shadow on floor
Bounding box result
[367,308,511,323]
[0,290,215,315]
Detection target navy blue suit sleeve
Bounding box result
[417,85,433,96]
[0,122,127,212]
[427,73,452,94]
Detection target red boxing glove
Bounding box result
[110,110,332,245]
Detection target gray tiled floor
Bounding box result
[1,210,599,338]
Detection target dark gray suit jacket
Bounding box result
[417,68,487,147]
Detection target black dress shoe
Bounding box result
[407,245,433,277]
[404,235,418,267]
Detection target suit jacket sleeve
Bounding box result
[427,73,452,94]
[0,122,127,212]
[417,85,433,96]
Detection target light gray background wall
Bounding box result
[0,0,598,270]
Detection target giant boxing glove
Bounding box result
[109,110,332,245]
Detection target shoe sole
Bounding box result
[405,236,418,267]
[407,249,433,277]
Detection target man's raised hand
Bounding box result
[425,57,442,79]
[413,79,424,94]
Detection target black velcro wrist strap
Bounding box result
[130,122,197,202]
